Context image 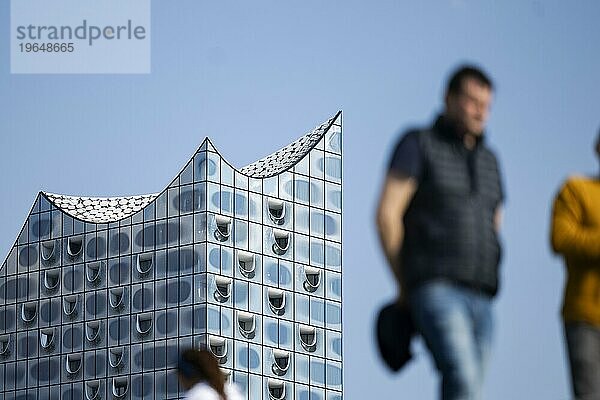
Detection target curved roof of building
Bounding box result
[41,112,340,224]
[239,113,338,178]
[43,193,158,224]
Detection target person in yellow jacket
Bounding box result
[551,131,600,400]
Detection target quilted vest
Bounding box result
[401,119,504,296]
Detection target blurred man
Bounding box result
[376,65,504,400]
[551,132,600,400]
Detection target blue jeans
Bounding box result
[564,321,600,400]
[408,280,494,400]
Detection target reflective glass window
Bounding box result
[234,190,249,218]
[263,177,278,197]
[325,182,341,213]
[294,177,310,205]
[324,154,342,184]
[326,330,342,361]
[248,176,261,193]
[248,372,262,399]
[193,305,206,334]
[295,204,310,235]
[221,307,233,338]
[310,150,325,179]
[207,152,221,182]
[263,317,278,348]
[221,186,234,216]
[221,247,234,277]
[326,360,343,390]
[279,172,294,201]
[235,172,248,190]
[295,294,309,324]
[62,216,74,238]
[193,243,206,274]
[279,320,293,350]
[310,178,324,208]
[326,271,342,302]
[310,358,326,387]
[94,230,108,260]
[325,124,342,154]
[249,193,262,223]
[208,183,220,213]
[234,220,248,250]
[194,213,207,243]
[144,201,155,221]
[167,217,179,245]
[327,391,343,400]
[180,159,194,185]
[194,182,207,212]
[295,154,309,176]
[180,215,193,245]
[131,225,143,254]
[194,151,207,182]
[119,226,131,255]
[167,187,179,217]
[249,283,262,314]
[310,209,325,238]
[263,256,278,287]
[326,301,342,331]
[221,160,234,186]
[167,248,180,278]
[193,275,207,304]
[207,245,220,274]
[310,297,325,327]
[325,242,342,272]
[234,280,248,311]
[235,341,249,371]
[248,223,263,254]
[279,260,293,290]
[294,234,310,265]
[310,238,325,268]
[233,371,248,396]
[311,387,325,400]
[179,276,193,305]
[296,384,310,400]
[249,344,262,374]
[295,354,309,384]
[179,306,193,336]
[207,305,220,334]
[155,222,167,250]
[28,214,39,241]
[325,211,341,243]
[154,250,167,279]
[155,192,167,220]
[178,185,194,214]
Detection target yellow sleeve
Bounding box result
[551,179,600,259]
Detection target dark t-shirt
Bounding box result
[388,129,505,201]
[388,131,423,180]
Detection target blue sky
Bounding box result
[1,1,599,398]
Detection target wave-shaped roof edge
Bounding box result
[42,192,159,224]
[237,110,341,178]
[37,111,341,224]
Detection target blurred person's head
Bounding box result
[178,348,227,399]
[444,65,494,137]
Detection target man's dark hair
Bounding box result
[446,65,494,96]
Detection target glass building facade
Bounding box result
[0,112,343,400]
